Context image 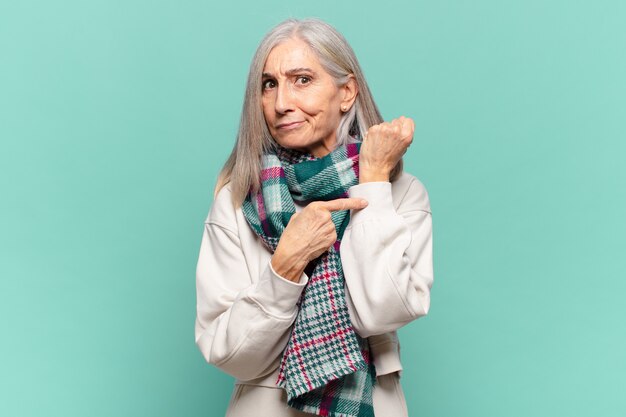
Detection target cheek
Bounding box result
[261,100,274,122]
[298,93,332,117]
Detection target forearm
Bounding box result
[270,249,308,283]
[195,222,308,380]
[340,179,433,337]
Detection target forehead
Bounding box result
[263,38,322,74]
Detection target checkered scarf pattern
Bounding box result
[241,141,377,417]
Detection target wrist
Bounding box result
[271,251,308,283]
[359,163,391,183]
[359,170,390,183]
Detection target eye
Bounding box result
[262,79,276,91]
[296,76,311,85]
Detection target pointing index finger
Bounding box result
[318,197,369,212]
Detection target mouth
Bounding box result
[276,121,304,130]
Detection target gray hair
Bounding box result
[215,17,403,206]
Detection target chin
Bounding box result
[273,135,310,151]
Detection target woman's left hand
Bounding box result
[359,116,414,183]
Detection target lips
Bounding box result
[276,121,304,129]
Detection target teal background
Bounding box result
[1,0,625,416]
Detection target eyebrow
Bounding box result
[262,67,316,78]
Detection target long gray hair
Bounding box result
[215,17,403,206]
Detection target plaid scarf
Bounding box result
[242,141,377,417]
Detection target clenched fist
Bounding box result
[359,116,415,183]
[271,198,368,282]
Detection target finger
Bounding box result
[324,222,337,237]
[391,119,405,136]
[368,124,381,136]
[400,117,414,141]
[317,197,369,212]
[405,117,415,132]
[328,230,337,244]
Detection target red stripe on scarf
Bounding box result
[291,327,314,391]
[285,327,354,356]
[255,192,273,237]
[322,262,358,372]
[261,166,284,181]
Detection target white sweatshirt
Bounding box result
[194,171,433,387]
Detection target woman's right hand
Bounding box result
[271,198,369,282]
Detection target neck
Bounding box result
[306,135,337,158]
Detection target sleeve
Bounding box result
[194,220,308,381]
[339,178,433,338]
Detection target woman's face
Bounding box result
[261,37,356,157]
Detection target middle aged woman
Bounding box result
[195,18,434,417]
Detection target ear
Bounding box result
[340,74,358,111]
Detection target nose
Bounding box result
[274,82,294,114]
